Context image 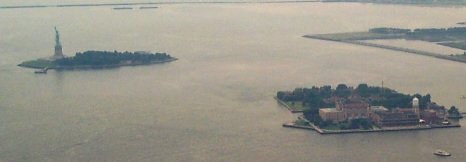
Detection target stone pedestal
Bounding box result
[52,45,64,59]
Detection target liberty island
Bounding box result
[18,28,176,70]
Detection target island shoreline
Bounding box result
[276,95,462,135]
[18,57,178,70]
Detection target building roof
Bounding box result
[396,108,416,112]
[376,111,418,120]
[324,96,341,103]
[320,108,341,113]
[371,106,388,111]
[344,103,369,109]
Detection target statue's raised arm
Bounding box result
[55,27,61,46]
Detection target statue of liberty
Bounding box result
[53,27,64,59]
[55,27,61,46]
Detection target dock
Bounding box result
[34,67,49,74]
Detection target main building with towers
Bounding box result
[319,97,424,127]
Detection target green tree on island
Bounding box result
[448,106,460,116]
[54,51,172,66]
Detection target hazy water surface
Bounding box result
[1,2,466,162]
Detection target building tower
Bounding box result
[413,97,419,117]
[52,27,65,59]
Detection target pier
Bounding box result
[34,67,49,74]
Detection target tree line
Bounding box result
[277,83,432,110]
[54,50,172,66]
[370,27,466,36]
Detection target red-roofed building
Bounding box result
[336,102,370,119]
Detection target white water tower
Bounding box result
[413,97,419,108]
[413,97,419,117]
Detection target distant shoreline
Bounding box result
[322,0,466,5]
[303,27,466,64]
[0,1,320,9]
[2,0,465,9]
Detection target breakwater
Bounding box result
[303,35,466,64]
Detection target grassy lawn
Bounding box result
[293,119,310,126]
[454,54,466,59]
[323,124,341,130]
[320,122,377,130]
[19,59,56,69]
[439,41,466,51]
[313,32,405,40]
[323,123,351,130]
[284,101,307,111]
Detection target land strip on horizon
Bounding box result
[0,1,321,9]
[3,0,466,9]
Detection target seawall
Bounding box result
[287,113,461,135]
[282,122,315,130]
[287,120,461,135]
[274,97,303,113]
[319,125,460,135]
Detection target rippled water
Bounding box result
[1,2,466,161]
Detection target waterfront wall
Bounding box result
[282,123,315,130]
[284,121,461,135]
[319,125,460,135]
[274,97,303,113]
[284,113,462,135]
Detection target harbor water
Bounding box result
[1,1,466,161]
